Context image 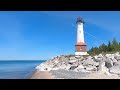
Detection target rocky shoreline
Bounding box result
[33,52,120,79]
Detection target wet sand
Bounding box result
[30,70,55,79]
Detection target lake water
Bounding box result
[0,60,46,79]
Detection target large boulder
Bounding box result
[105,54,114,59]
[52,67,59,70]
[54,59,59,64]
[114,52,119,56]
[98,54,103,58]
[109,66,120,74]
[114,55,120,61]
[114,52,120,60]
[69,65,78,70]
[104,58,113,68]
[60,63,71,70]
[74,64,84,72]
[97,61,110,75]
[84,65,97,71]
[102,57,108,61]
[64,64,71,70]
[93,54,104,62]
[82,59,99,66]
[105,54,112,58]
[86,56,93,60]
[36,63,52,71]
[59,64,69,69]
[93,56,103,62]
[68,60,78,65]
[69,57,77,60]
[114,61,120,66]
[103,57,117,68]
[112,58,118,63]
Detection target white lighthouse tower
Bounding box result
[75,16,88,56]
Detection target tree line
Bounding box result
[88,38,120,55]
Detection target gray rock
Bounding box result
[114,52,119,56]
[109,66,120,74]
[69,65,78,70]
[114,61,120,66]
[82,59,99,66]
[110,56,115,60]
[74,64,84,72]
[105,54,114,59]
[68,60,77,65]
[69,57,77,60]
[102,57,108,61]
[112,58,117,63]
[104,58,113,68]
[59,64,67,69]
[93,54,104,62]
[98,54,103,58]
[114,55,120,60]
[84,65,97,71]
[105,54,112,58]
[94,57,103,62]
[97,61,110,75]
[65,64,71,70]
[98,61,105,70]
[59,56,66,61]
[86,56,93,60]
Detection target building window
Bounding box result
[80,46,82,51]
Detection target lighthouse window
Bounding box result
[80,46,82,51]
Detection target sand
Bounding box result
[30,70,55,79]
[30,70,120,79]
[79,72,120,79]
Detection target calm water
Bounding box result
[0,60,46,79]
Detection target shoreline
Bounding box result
[27,69,37,79]
[29,69,120,79]
[29,70,55,79]
[29,52,120,79]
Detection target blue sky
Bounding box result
[0,11,120,60]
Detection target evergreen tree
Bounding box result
[112,37,118,45]
[108,40,112,52]
[99,43,107,53]
[88,37,120,55]
[111,37,119,52]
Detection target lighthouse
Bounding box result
[75,16,88,56]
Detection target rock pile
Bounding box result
[36,52,120,76]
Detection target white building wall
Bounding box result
[77,23,84,43]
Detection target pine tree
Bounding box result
[111,37,119,52]
[108,40,112,52]
[88,37,120,55]
[112,37,118,45]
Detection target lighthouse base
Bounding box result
[75,52,89,56]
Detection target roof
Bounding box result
[77,16,83,21]
[75,42,86,46]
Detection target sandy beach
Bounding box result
[79,72,120,79]
[30,70,55,79]
[31,52,120,79]
[30,70,120,79]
